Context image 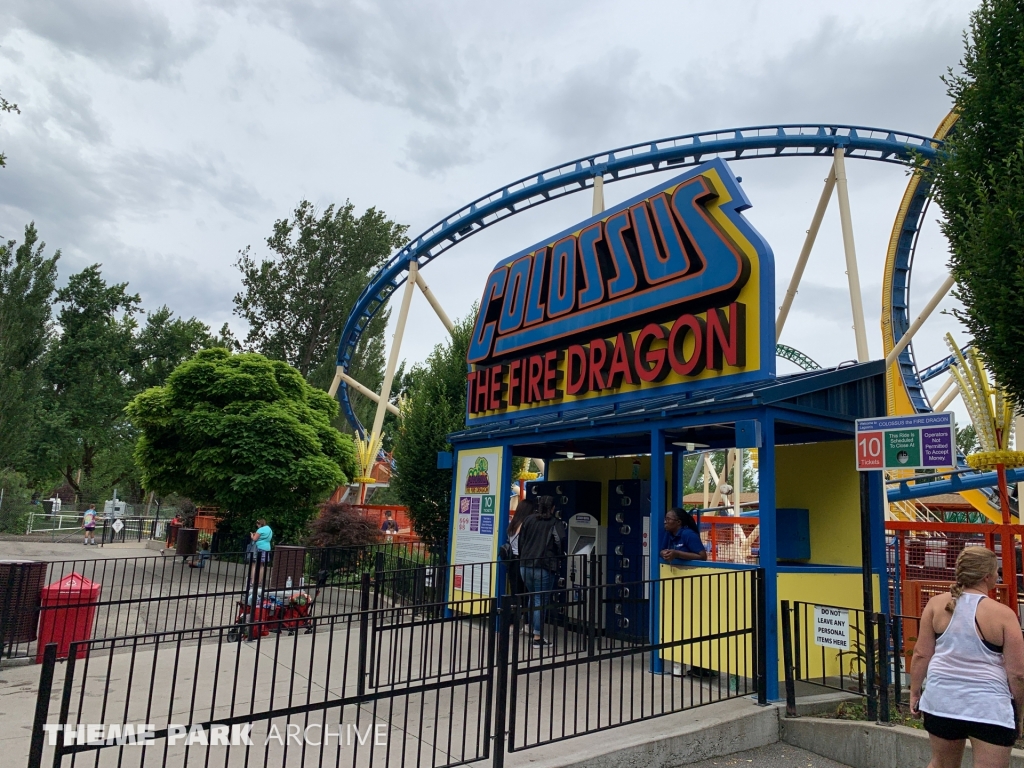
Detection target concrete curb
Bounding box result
[505,699,781,768]
[782,716,1024,768]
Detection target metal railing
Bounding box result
[25,556,769,768]
[504,568,766,753]
[780,600,881,720]
[0,542,441,662]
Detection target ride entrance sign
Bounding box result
[854,412,955,471]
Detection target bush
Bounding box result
[0,469,33,533]
[303,502,383,549]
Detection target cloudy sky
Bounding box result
[0,0,979,409]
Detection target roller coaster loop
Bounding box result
[337,124,940,434]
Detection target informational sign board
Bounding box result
[111,519,124,533]
[854,412,955,472]
[450,447,503,598]
[813,605,850,649]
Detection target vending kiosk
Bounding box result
[526,480,602,630]
[605,479,651,640]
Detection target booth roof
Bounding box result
[450,359,886,457]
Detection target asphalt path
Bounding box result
[686,743,852,767]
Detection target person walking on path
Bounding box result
[517,496,566,647]
[912,547,1024,768]
[82,504,98,545]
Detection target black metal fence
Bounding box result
[780,600,889,722]
[504,568,766,753]
[32,578,498,768]
[25,558,768,768]
[0,542,439,662]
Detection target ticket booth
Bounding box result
[446,158,889,699]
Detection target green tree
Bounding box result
[33,267,223,497]
[0,224,58,469]
[127,349,358,543]
[929,0,1024,409]
[233,200,408,413]
[38,265,141,492]
[957,424,980,456]
[0,88,19,169]
[390,312,475,554]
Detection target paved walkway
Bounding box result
[687,743,852,767]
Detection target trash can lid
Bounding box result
[42,572,100,594]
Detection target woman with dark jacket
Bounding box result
[517,495,566,646]
[505,499,536,598]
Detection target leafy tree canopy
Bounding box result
[31,264,237,496]
[0,223,58,468]
[0,88,18,169]
[127,348,358,542]
[930,0,1024,409]
[233,199,408,385]
[390,311,475,554]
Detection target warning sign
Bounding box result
[813,605,850,649]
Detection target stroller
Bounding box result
[227,570,328,642]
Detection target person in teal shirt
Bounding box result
[249,518,273,587]
[252,519,273,552]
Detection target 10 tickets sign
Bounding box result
[465,159,775,424]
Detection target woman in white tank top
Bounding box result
[911,547,1024,768]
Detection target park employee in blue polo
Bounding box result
[660,508,708,563]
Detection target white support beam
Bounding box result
[776,167,836,341]
[884,274,956,368]
[929,374,957,409]
[833,148,871,362]
[936,383,961,412]
[327,367,400,416]
[592,175,605,216]
[412,271,455,333]
[733,448,742,517]
[368,260,419,448]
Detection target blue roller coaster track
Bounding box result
[337,124,940,434]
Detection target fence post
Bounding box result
[876,613,891,724]
[27,642,57,768]
[891,611,904,711]
[247,552,263,641]
[357,572,371,698]
[864,613,878,721]
[780,600,798,717]
[490,597,510,768]
[587,553,598,656]
[0,564,18,660]
[755,568,768,706]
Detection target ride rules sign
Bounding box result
[854,412,955,472]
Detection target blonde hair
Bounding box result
[947,547,998,612]
[255,519,267,528]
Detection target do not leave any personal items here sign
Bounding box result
[814,605,850,650]
[854,412,955,472]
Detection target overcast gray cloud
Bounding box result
[1,0,208,80]
[0,0,980,382]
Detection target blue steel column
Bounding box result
[869,469,888,614]
[671,451,683,507]
[758,413,780,701]
[650,427,666,674]
[496,444,513,600]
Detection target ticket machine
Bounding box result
[605,479,651,640]
[525,480,602,629]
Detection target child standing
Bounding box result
[82,504,97,545]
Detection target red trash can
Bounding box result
[36,573,101,662]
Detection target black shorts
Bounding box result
[922,712,1017,747]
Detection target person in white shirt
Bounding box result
[912,547,1024,767]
